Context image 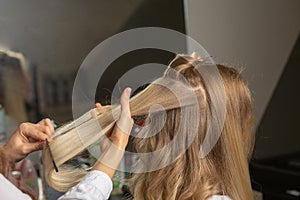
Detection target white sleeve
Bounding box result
[0,174,32,200]
[58,170,113,200]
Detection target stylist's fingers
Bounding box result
[24,141,43,153]
[38,118,55,136]
[95,103,111,114]
[45,118,55,135]
[117,88,133,134]
[95,103,102,110]
[92,103,103,118]
[91,103,108,118]
[19,123,49,141]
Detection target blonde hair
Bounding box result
[130,56,254,200]
[43,54,254,200]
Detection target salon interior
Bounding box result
[0,0,299,200]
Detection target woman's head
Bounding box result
[130,54,254,200]
[43,53,254,200]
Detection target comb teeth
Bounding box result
[46,139,59,172]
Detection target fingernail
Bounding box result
[126,88,132,97]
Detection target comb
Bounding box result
[46,139,59,172]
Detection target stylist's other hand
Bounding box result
[3,118,54,163]
[95,87,133,150]
[92,88,133,178]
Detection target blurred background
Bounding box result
[0,0,299,199]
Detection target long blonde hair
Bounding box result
[130,56,254,200]
[43,54,254,199]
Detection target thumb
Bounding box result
[120,87,131,117]
[117,88,133,134]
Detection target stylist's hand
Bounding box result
[2,118,54,163]
[95,87,133,150]
[92,88,133,178]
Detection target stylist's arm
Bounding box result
[59,88,133,200]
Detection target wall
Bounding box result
[0,0,186,121]
[185,0,300,158]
